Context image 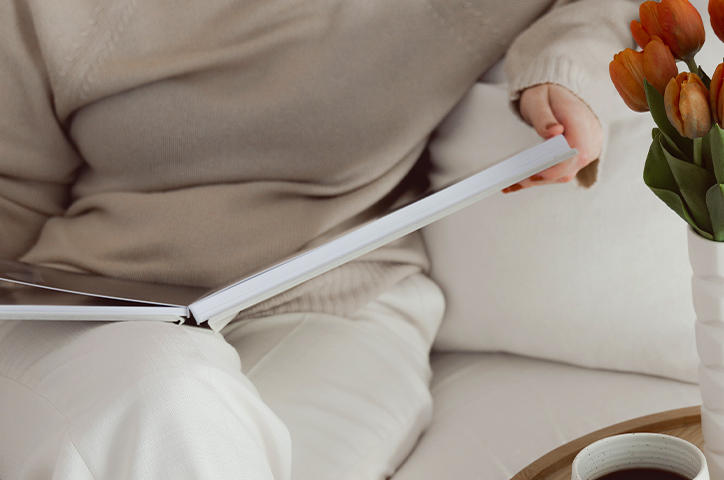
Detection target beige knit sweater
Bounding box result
[1,0,640,322]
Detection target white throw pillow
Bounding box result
[424,81,699,383]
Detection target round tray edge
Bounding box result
[509,406,702,480]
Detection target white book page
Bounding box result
[0,259,206,307]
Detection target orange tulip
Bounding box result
[643,36,679,95]
[631,0,705,62]
[664,72,712,138]
[710,63,724,126]
[631,19,652,48]
[610,48,648,112]
[610,38,679,112]
[710,0,724,43]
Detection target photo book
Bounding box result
[0,136,575,331]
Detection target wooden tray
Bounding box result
[510,406,703,480]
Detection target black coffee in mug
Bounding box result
[596,468,690,480]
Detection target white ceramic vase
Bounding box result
[690,227,724,479]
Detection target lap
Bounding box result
[0,273,444,480]
[222,273,445,479]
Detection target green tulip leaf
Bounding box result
[644,80,693,159]
[698,65,712,90]
[649,187,713,240]
[643,135,710,237]
[706,183,724,241]
[659,130,688,161]
[703,128,714,173]
[644,131,679,192]
[709,124,724,183]
[661,138,716,233]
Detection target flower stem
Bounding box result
[694,137,703,167]
[686,57,699,73]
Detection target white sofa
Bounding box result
[389,26,716,477]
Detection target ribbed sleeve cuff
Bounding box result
[507,54,621,187]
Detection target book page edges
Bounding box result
[0,307,186,322]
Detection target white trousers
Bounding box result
[0,274,445,480]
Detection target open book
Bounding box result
[0,136,575,331]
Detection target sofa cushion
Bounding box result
[392,352,701,480]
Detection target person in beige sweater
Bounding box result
[0,0,641,478]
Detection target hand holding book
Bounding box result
[504,83,604,192]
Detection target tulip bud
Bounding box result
[643,36,679,96]
[710,63,724,126]
[664,72,712,138]
[632,0,705,62]
[710,0,724,43]
[631,19,651,49]
[610,49,648,112]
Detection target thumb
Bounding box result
[519,85,565,139]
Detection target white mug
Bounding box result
[571,433,709,480]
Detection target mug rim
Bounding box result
[571,433,708,480]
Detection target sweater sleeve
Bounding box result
[503,0,644,186]
[0,1,81,260]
